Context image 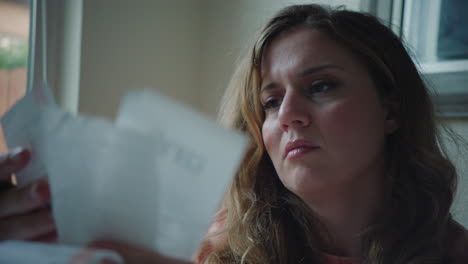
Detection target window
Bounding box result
[0,0,30,153]
[364,0,468,116]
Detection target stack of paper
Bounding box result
[1,86,247,260]
[0,241,124,264]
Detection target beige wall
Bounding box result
[79,0,203,119]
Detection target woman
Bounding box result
[1,4,467,264]
[191,4,467,263]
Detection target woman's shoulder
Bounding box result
[446,219,468,263]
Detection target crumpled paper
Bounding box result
[0,241,124,264]
[1,87,247,260]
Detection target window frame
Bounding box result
[363,0,468,117]
[26,0,36,93]
[27,0,83,114]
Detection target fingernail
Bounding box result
[32,180,51,202]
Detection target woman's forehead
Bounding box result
[260,28,362,81]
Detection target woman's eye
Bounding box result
[263,97,282,110]
[308,80,337,94]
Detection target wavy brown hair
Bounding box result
[199,4,458,264]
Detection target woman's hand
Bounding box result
[0,147,56,241]
[89,240,194,264]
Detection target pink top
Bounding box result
[195,211,468,264]
[322,253,358,264]
[195,209,360,264]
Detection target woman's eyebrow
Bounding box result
[298,64,343,77]
[261,82,276,93]
[261,64,343,93]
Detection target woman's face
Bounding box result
[260,28,397,199]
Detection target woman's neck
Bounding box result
[303,167,385,258]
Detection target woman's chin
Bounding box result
[283,170,335,198]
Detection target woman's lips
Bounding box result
[284,140,320,159]
[286,146,320,159]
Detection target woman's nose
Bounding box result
[278,93,311,132]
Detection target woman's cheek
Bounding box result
[322,100,385,162]
[262,119,279,160]
[321,101,367,148]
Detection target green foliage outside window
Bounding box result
[0,34,28,70]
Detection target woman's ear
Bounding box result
[384,99,399,135]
